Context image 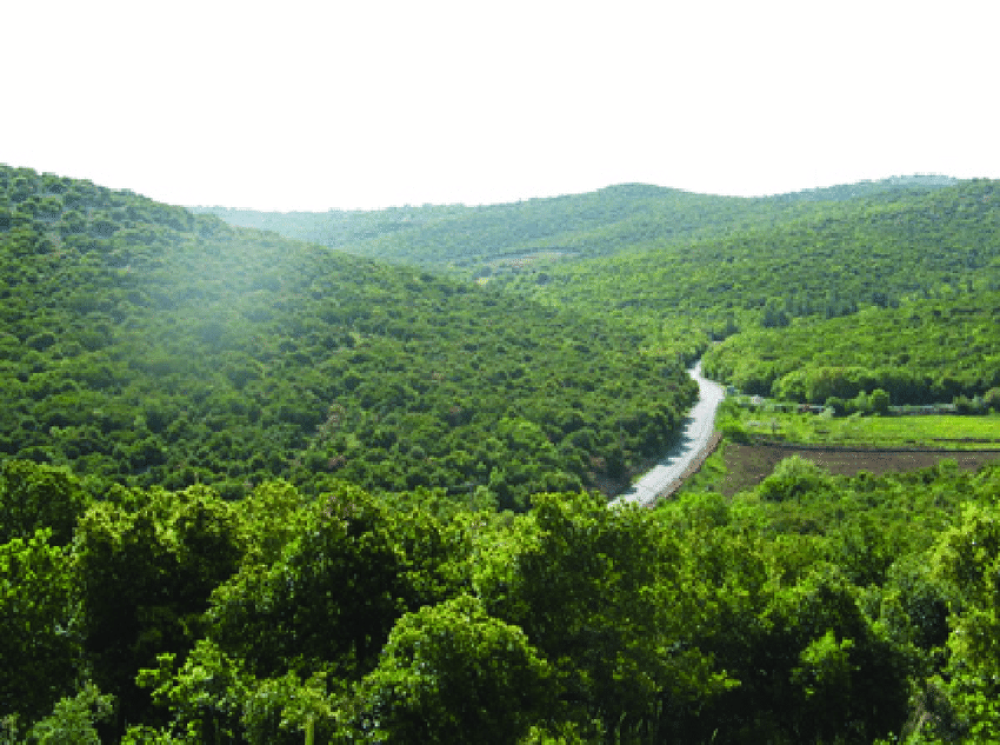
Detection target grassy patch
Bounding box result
[736,410,1000,449]
[673,440,730,496]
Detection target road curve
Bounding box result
[612,360,725,507]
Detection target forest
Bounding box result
[0,165,698,509]
[5,163,1000,742]
[703,289,1000,406]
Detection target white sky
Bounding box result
[3,1,998,211]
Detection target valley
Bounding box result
[614,361,725,507]
[5,164,1000,743]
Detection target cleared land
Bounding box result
[740,411,1000,449]
[716,441,1000,497]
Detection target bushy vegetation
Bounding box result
[501,179,1000,339]
[239,175,1000,353]
[0,164,697,508]
[704,286,1000,406]
[9,162,1000,742]
[196,176,957,277]
[7,454,1000,742]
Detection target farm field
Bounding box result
[679,408,1000,497]
[736,411,1000,449]
[713,441,1000,497]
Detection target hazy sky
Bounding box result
[4,1,997,211]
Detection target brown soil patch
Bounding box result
[718,442,1000,497]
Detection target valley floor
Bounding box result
[614,362,725,506]
[715,441,1000,496]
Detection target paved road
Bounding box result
[612,361,725,507]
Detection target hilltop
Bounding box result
[195,174,959,276]
[206,174,1000,350]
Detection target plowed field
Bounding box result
[718,442,1000,497]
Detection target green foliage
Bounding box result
[499,179,1000,342]
[72,485,244,731]
[207,482,465,682]
[137,639,337,745]
[479,492,730,740]
[199,176,958,280]
[0,530,78,723]
[348,595,553,744]
[1,457,998,741]
[0,164,696,504]
[707,285,1000,405]
[0,460,88,545]
[918,501,1000,739]
[758,455,834,502]
[26,683,114,745]
[10,164,1000,743]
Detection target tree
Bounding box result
[757,455,833,503]
[0,530,78,722]
[208,484,417,681]
[348,596,552,744]
[26,683,114,745]
[72,485,244,733]
[0,459,88,546]
[137,640,334,745]
[479,492,722,739]
[927,502,1000,739]
[870,387,891,415]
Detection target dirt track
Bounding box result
[717,442,1000,497]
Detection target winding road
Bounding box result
[612,361,725,507]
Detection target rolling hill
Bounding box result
[9,164,1000,743]
[0,164,697,507]
[194,176,957,273]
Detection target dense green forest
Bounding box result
[498,179,1000,338]
[208,176,1000,343]
[7,163,1000,743]
[193,175,957,276]
[0,165,698,509]
[703,288,1000,405]
[7,444,1000,742]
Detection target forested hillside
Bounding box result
[502,179,1000,337]
[196,175,956,276]
[8,163,1000,743]
[203,176,997,345]
[704,287,1000,404]
[0,165,697,507]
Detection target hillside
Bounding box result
[703,286,1000,404]
[501,178,1000,336]
[0,164,697,507]
[196,175,958,278]
[198,176,993,346]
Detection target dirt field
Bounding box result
[717,442,1000,497]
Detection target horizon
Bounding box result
[0,159,966,214]
[184,172,966,213]
[4,1,998,212]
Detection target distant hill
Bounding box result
[0,164,697,506]
[194,176,960,275]
[194,176,1000,395]
[765,174,959,202]
[500,178,1000,336]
